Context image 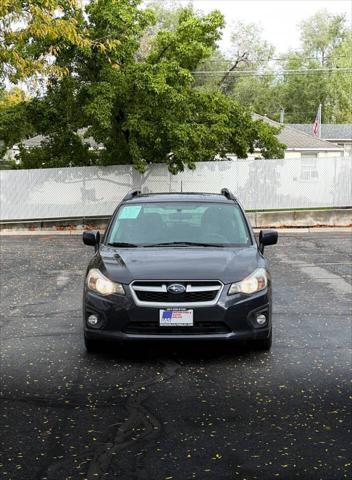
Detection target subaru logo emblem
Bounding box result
[167,283,186,294]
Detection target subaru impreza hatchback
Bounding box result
[82,189,278,352]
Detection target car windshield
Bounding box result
[106,202,252,247]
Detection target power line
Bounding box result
[192,67,352,77]
[202,55,350,63]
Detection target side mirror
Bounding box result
[259,229,278,253]
[83,230,100,251]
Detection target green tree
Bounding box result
[326,37,352,122]
[223,12,351,123]
[2,1,285,171]
[229,21,274,68]
[0,87,34,156]
[216,22,274,93]
[279,9,351,124]
[0,0,131,85]
[231,75,283,122]
[213,22,279,117]
[146,0,188,31]
[300,9,347,65]
[0,1,86,83]
[0,86,27,108]
[279,9,350,122]
[278,54,329,123]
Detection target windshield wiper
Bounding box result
[107,242,139,248]
[145,241,224,248]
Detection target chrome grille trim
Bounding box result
[130,280,224,307]
[132,285,167,292]
[186,285,221,292]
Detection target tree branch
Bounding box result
[218,52,249,92]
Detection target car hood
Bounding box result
[95,245,264,285]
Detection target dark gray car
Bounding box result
[82,189,278,352]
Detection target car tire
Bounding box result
[84,335,102,353]
[251,331,272,351]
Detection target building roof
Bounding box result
[21,134,46,148]
[21,128,103,150]
[17,119,345,153]
[288,124,352,141]
[254,114,343,151]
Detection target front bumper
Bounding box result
[83,285,272,342]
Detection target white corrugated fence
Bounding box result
[0,157,351,221]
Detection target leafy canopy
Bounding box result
[197,9,351,123]
[1,0,285,171]
[300,10,347,65]
[0,1,92,82]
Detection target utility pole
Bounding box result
[280,108,285,124]
[312,103,322,138]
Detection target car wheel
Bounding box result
[84,335,102,353]
[251,331,272,351]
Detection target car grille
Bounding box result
[136,291,216,303]
[130,281,223,306]
[123,321,230,335]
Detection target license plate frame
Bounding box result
[159,308,194,327]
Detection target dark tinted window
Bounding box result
[107,202,251,246]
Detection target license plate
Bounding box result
[159,309,193,327]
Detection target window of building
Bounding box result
[300,154,319,181]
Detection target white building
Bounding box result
[289,124,352,157]
[253,115,345,159]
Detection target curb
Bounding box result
[1,227,351,236]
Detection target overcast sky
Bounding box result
[176,0,352,54]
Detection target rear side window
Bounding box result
[107,202,251,246]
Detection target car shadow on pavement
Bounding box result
[84,340,261,363]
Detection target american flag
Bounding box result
[312,104,321,137]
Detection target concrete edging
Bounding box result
[0,208,351,234]
[1,227,352,236]
[247,208,352,228]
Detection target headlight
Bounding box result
[228,268,268,295]
[86,269,125,296]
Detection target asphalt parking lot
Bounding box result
[0,232,351,480]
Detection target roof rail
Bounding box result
[221,188,236,202]
[123,189,141,201]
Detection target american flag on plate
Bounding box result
[160,309,194,326]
